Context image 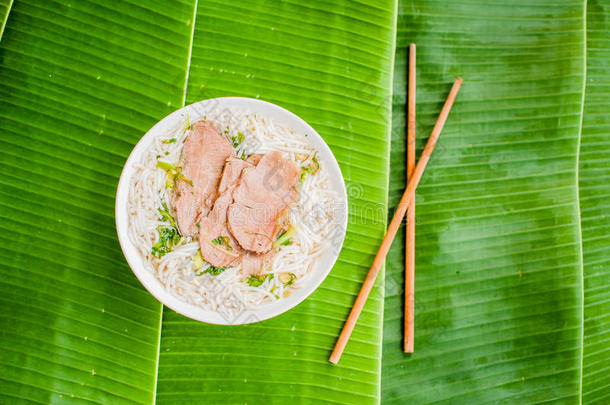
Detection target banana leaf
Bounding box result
[581,1,610,403]
[0,0,397,403]
[2,0,610,403]
[0,0,12,40]
[0,0,194,402]
[382,1,586,403]
[156,1,396,403]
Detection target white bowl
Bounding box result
[115,97,348,324]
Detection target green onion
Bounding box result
[156,160,193,187]
[193,252,227,277]
[207,266,227,276]
[246,274,270,287]
[192,251,204,270]
[273,225,297,249]
[176,173,192,186]
[156,160,173,171]
[151,225,180,258]
[231,131,245,147]
[212,236,233,251]
[158,203,178,229]
[299,154,320,183]
[151,204,181,258]
[162,138,176,144]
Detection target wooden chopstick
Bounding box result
[329,77,462,365]
[405,43,416,353]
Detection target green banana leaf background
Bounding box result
[0,0,608,404]
[383,1,585,403]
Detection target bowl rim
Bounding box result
[115,97,348,325]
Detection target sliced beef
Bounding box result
[198,158,252,267]
[242,251,275,276]
[246,153,263,165]
[174,120,235,236]
[227,151,300,253]
[218,157,250,194]
[227,203,276,252]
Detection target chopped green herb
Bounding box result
[273,225,297,249]
[299,154,320,183]
[156,160,174,171]
[151,204,181,258]
[179,174,193,186]
[151,225,180,258]
[231,131,245,147]
[162,138,177,144]
[157,160,193,187]
[164,151,169,155]
[246,274,270,287]
[192,251,204,270]
[279,272,296,286]
[158,203,178,229]
[207,266,227,276]
[212,236,233,251]
[193,254,227,276]
[184,114,191,131]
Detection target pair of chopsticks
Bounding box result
[330,44,462,364]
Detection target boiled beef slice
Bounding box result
[227,151,299,253]
[242,251,275,276]
[174,120,235,236]
[198,158,252,267]
[246,153,263,165]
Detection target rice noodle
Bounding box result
[127,108,338,316]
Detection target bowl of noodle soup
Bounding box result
[115,97,347,324]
